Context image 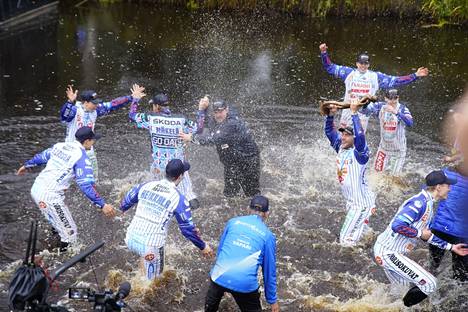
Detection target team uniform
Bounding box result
[60,95,135,180]
[374,189,453,295]
[128,103,197,202]
[361,101,413,174]
[24,141,105,244]
[325,114,376,246]
[205,215,277,312]
[120,179,205,280]
[320,51,419,131]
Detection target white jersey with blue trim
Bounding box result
[336,147,375,209]
[64,102,98,142]
[29,141,91,193]
[124,179,191,248]
[376,190,434,254]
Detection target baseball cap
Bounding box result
[166,159,190,178]
[338,126,354,135]
[212,100,227,111]
[79,90,100,104]
[386,89,399,100]
[250,195,269,212]
[75,126,101,143]
[149,93,169,106]
[425,170,457,186]
[356,53,370,64]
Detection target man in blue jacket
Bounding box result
[204,195,279,312]
[429,166,468,281]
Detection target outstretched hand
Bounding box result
[179,130,193,143]
[319,43,328,53]
[201,244,214,259]
[66,85,78,102]
[130,84,146,100]
[350,99,360,113]
[199,96,209,110]
[16,166,28,176]
[415,67,429,77]
[452,243,468,256]
[102,204,116,218]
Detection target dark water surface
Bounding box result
[1,2,467,311]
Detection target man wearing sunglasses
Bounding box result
[319,43,428,132]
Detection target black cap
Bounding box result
[166,159,190,178]
[149,93,169,106]
[79,90,100,104]
[386,89,399,100]
[338,126,354,135]
[212,100,227,111]
[356,53,370,64]
[250,195,269,212]
[425,170,457,186]
[75,126,102,143]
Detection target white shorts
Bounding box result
[373,242,437,295]
[31,184,77,244]
[125,236,164,280]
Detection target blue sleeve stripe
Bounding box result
[402,213,414,222]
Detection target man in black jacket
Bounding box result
[180,97,260,197]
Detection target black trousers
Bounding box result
[223,155,260,197]
[429,229,468,281]
[204,280,261,312]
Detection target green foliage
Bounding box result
[421,0,468,25]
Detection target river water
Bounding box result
[0,2,467,311]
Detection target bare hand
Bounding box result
[319,43,328,53]
[16,166,28,176]
[452,243,468,256]
[66,85,78,102]
[328,104,338,116]
[199,96,209,110]
[179,131,193,143]
[384,105,398,114]
[102,204,116,218]
[420,228,432,241]
[271,302,280,312]
[130,83,146,100]
[201,244,214,258]
[350,99,360,113]
[415,67,429,77]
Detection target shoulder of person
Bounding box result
[409,192,428,209]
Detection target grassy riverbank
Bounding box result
[93,0,467,25]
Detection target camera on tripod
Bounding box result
[8,221,132,312]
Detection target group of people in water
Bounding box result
[14,42,467,311]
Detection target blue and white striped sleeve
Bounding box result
[74,153,105,208]
[174,195,205,250]
[120,183,146,212]
[24,148,52,168]
[391,198,425,238]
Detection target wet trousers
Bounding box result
[204,280,261,312]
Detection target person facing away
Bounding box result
[16,127,116,251]
[128,92,200,209]
[319,42,428,131]
[120,159,213,280]
[360,88,413,176]
[60,84,145,180]
[204,195,279,312]
[429,165,468,281]
[373,170,468,307]
[180,97,260,198]
[325,101,376,246]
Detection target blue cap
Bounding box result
[425,170,457,186]
[386,89,399,99]
[338,126,354,135]
[212,100,227,111]
[75,126,101,143]
[79,90,100,104]
[356,53,370,64]
[250,195,269,212]
[149,93,169,106]
[166,159,190,178]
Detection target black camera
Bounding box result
[68,282,131,311]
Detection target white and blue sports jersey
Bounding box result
[210,215,277,304]
[120,179,204,249]
[24,141,105,207]
[129,104,197,172]
[325,114,375,209]
[362,101,413,152]
[376,189,452,254]
[60,96,134,142]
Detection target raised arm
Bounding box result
[60,85,78,122]
[96,83,145,117]
[319,43,354,81]
[376,67,428,89]
[262,234,278,305]
[351,113,369,165]
[324,116,341,153]
[397,104,414,127]
[174,196,206,250]
[360,101,384,118]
